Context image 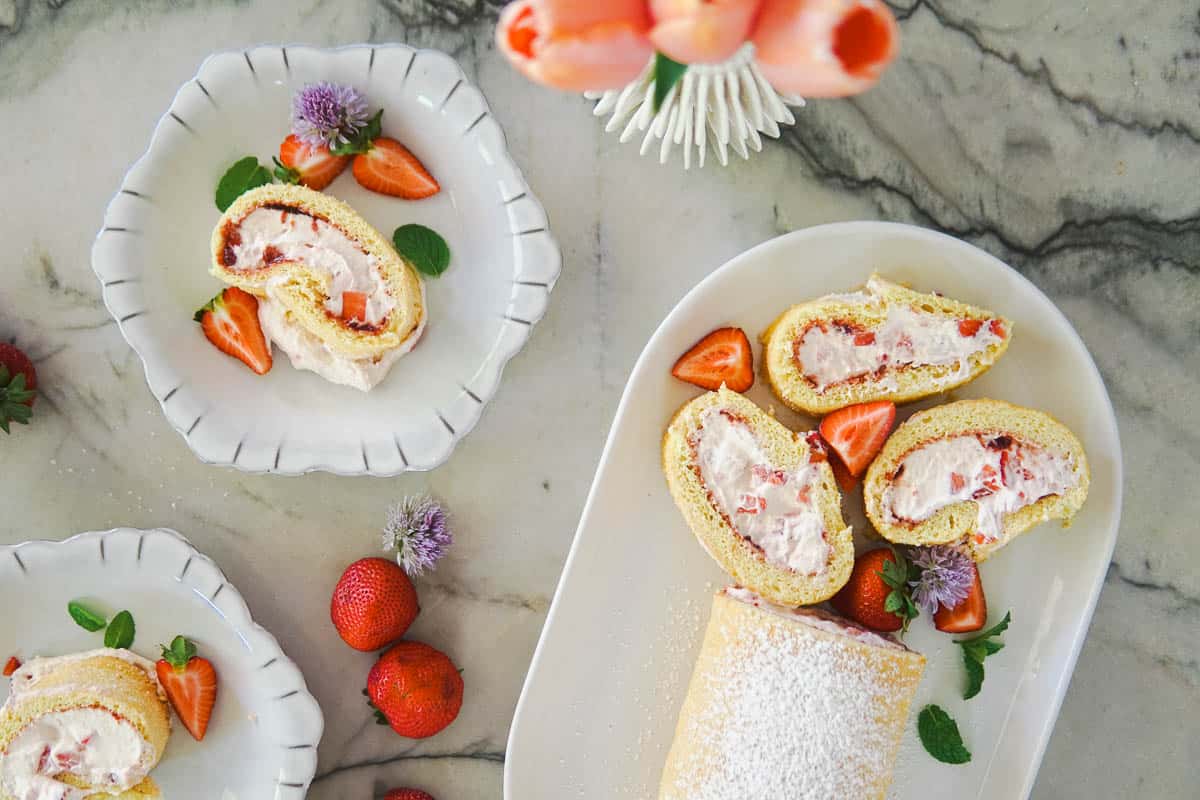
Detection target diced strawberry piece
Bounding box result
[950,472,966,492]
[958,319,983,337]
[989,319,1007,338]
[277,135,350,191]
[999,450,1010,484]
[818,401,896,477]
[194,287,272,375]
[853,331,876,346]
[752,464,786,485]
[737,494,766,514]
[971,486,993,499]
[935,563,987,633]
[352,138,440,199]
[805,431,828,463]
[2,656,19,676]
[671,327,754,392]
[980,464,997,479]
[341,291,368,323]
[796,486,811,504]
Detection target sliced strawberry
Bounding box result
[3,656,19,677]
[276,135,350,191]
[341,291,368,323]
[935,563,987,633]
[818,401,896,476]
[194,287,272,375]
[853,331,876,346]
[156,636,217,741]
[958,319,983,337]
[989,319,1007,338]
[671,327,753,392]
[352,138,440,199]
[950,472,966,492]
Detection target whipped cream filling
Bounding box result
[795,283,1003,393]
[2,650,163,800]
[225,206,395,326]
[723,586,908,651]
[694,408,832,575]
[883,433,1077,542]
[0,709,155,800]
[258,293,425,392]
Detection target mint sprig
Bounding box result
[956,611,1011,699]
[652,52,687,112]
[392,224,451,277]
[104,610,136,650]
[918,705,972,764]
[330,109,383,157]
[876,547,920,632]
[215,156,273,212]
[67,600,107,632]
[272,157,301,185]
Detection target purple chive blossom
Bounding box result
[908,545,975,615]
[291,82,370,148]
[382,496,452,577]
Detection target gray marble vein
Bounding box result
[0,1,1196,798]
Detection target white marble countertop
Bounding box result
[1,1,1196,798]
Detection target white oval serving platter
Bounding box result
[92,44,560,475]
[0,527,323,799]
[505,222,1122,799]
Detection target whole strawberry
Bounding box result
[331,558,419,651]
[830,548,918,632]
[367,641,463,739]
[0,343,37,434]
[384,790,435,800]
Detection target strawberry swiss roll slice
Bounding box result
[761,274,1011,415]
[662,387,853,606]
[864,398,1090,561]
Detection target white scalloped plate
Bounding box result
[507,223,1122,800]
[0,528,323,799]
[92,44,560,475]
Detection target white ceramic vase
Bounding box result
[584,43,804,169]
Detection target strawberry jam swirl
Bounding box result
[691,408,831,574]
[219,202,394,331]
[882,433,1077,543]
[794,305,1005,393]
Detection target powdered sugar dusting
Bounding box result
[662,596,922,799]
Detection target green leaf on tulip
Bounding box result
[652,52,687,112]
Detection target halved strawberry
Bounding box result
[352,138,440,199]
[818,401,896,476]
[935,563,987,633]
[156,636,218,741]
[194,287,272,375]
[341,291,368,322]
[275,135,350,191]
[958,319,982,337]
[0,343,36,435]
[671,327,753,392]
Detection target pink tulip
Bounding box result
[496,0,655,92]
[751,0,899,97]
[649,0,764,65]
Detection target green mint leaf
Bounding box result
[68,600,107,632]
[331,109,383,156]
[393,223,451,277]
[983,640,1005,656]
[104,610,136,649]
[917,705,972,764]
[884,591,903,614]
[215,157,273,212]
[963,653,985,700]
[652,52,687,112]
[962,640,988,664]
[958,611,1012,645]
[272,157,300,185]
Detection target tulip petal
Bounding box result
[649,0,763,65]
[751,0,899,98]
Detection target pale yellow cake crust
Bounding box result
[761,274,1012,415]
[863,398,1091,560]
[210,183,425,359]
[661,387,853,606]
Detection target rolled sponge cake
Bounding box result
[0,650,170,800]
[761,274,1012,415]
[210,183,425,360]
[662,387,853,606]
[659,589,925,800]
[864,398,1090,561]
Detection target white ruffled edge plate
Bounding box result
[91,44,561,475]
[0,527,323,798]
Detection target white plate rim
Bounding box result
[504,220,1124,798]
[0,526,325,796]
[90,43,562,476]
